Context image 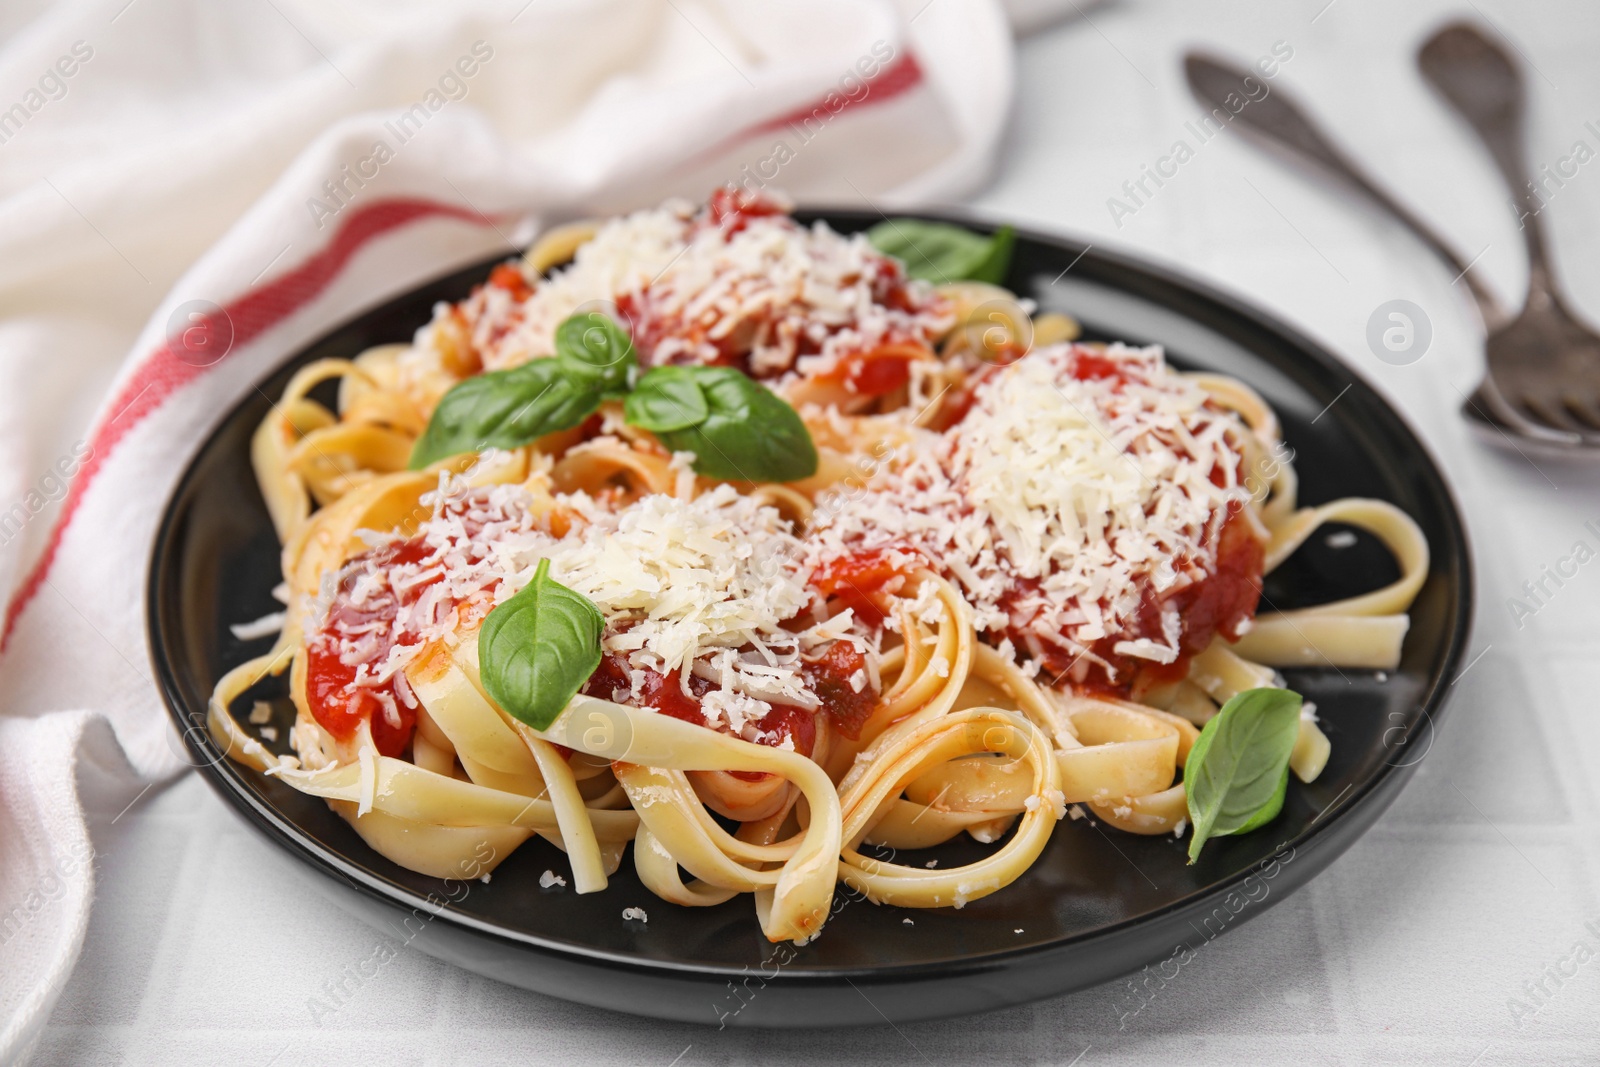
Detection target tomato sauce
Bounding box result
[1004,505,1263,694]
[804,641,875,741]
[809,549,910,629]
[584,654,817,760]
[811,341,924,399]
[487,262,533,302]
[613,289,746,371]
[305,538,439,757]
[703,186,787,235]
[1069,352,1124,382]
[305,505,507,757]
[581,641,876,776]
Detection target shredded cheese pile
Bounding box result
[547,484,821,723]
[318,474,839,739]
[805,343,1251,678]
[414,198,951,382]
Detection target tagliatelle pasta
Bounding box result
[210,190,1429,943]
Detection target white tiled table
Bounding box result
[40,1,1600,1062]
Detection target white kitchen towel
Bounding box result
[0,0,1053,1060]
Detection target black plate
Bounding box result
[148,209,1473,1027]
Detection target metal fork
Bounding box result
[1184,29,1600,452]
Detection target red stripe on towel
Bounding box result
[2,197,489,649]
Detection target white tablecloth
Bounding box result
[39,0,1600,1063]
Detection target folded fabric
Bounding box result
[0,0,1045,1060]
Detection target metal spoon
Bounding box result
[1184,46,1592,451]
[1419,21,1600,447]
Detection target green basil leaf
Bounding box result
[554,311,637,396]
[478,558,605,731]
[409,359,603,469]
[865,220,1016,285]
[1184,687,1303,863]
[643,367,818,482]
[624,366,711,433]
[1233,767,1289,836]
[967,224,1016,285]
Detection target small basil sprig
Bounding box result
[626,365,817,482]
[865,219,1016,285]
[1184,687,1303,863]
[478,558,604,730]
[409,360,601,469]
[623,365,708,432]
[408,311,638,468]
[555,311,637,397]
[408,309,818,481]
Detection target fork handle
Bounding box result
[1418,22,1556,307]
[1183,53,1507,330]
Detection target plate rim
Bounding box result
[146,207,1475,988]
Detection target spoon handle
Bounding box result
[1418,22,1554,305]
[1184,53,1507,330]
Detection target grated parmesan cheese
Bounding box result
[408,195,951,386]
[804,343,1252,685]
[312,477,836,741]
[230,611,285,641]
[542,485,813,707]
